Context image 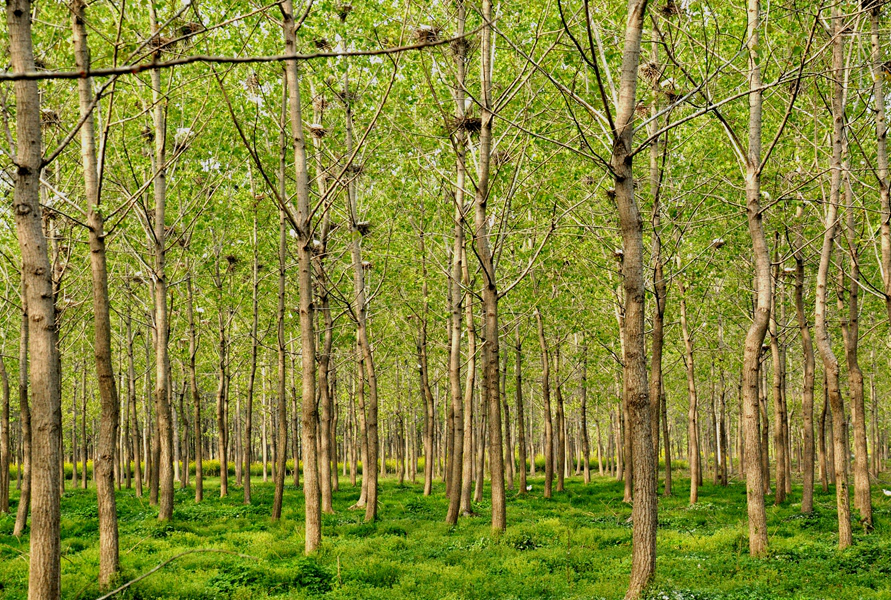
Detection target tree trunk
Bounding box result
[459,262,476,515]
[186,273,202,502]
[271,77,288,522]
[792,204,815,513]
[0,354,9,513]
[283,0,321,548]
[6,3,63,595]
[555,348,566,493]
[14,306,31,539]
[535,308,553,499]
[244,205,259,506]
[679,281,700,504]
[813,3,853,549]
[839,173,872,528]
[606,3,657,595]
[740,0,770,557]
[769,255,787,504]
[515,327,528,494]
[147,4,175,523]
[71,1,120,582]
[472,0,506,533]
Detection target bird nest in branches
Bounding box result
[179,22,204,38]
[345,163,365,176]
[141,126,155,143]
[415,25,441,44]
[314,38,333,51]
[582,174,596,186]
[663,89,682,103]
[308,123,327,138]
[660,0,681,16]
[337,89,359,104]
[40,109,61,126]
[635,102,650,117]
[641,61,661,83]
[450,115,482,134]
[337,3,353,21]
[313,94,328,113]
[356,221,371,236]
[361,260,373,270]
[225,254,240,272]
[450,35,478,58]
[148,35,176,52]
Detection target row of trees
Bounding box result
[1,0,890,598]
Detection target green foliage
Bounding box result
[2,474,890,599]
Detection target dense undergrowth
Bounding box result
[0,472,889,599]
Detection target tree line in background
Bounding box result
[0,0,889,598]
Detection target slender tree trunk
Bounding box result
[608,3,657,595]
[839,175,872,528]
[338,22,377,525]
[0,354,9,514]
[147,5,175,523]
[470,0,506,533]
[515,327,527,494]
[244,207,259,505]
[679,282,700,504]
[769,256,787,504]
[417,220,436,498]
[555,348,566,493]
[740,0,770,557]
[71,2,119,582]
[6,3,63,595]
[271,78,288,522]
[215,299,228,498]
[792,204,815,513]
[814,3,853,549]
[185,274,202,502]
[579,341,590,484]
[535,308,553,499]
[14,306,31,538]
[459,257,476,515]
[283,0,321,548]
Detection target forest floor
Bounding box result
[0,471,890,599]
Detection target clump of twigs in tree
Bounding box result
[361,260,373,270]
[313,94,327,113]
[148,35,175,53]
[345,163,365,177]
[225,254,239,272]
[660,0,681,16]
[415,25,441,44]
[41,109,61,126]
[314,38,333,51]
[337,3,352,21]
[635,102,650,117]
[582,175,596,186]
[308,124,327,138]
[641,61,661,84]
[179,22,204,38]
[245,73,261,91]
[356,221,371,236]
[450,114,482,135]
[141,125,155,143]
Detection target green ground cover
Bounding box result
[0,473,889,599]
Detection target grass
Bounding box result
[0,471,889,599]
